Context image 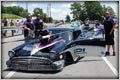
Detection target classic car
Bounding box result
[6,26,105,71]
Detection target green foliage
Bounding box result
[65,15,71,22]
[2,13,23,19]
[32,8,53,23]
[84,1,103,21]
[1,6,28,17]
[102,5,116,18]
[2,6,53,23]
[32,8,43,16]
[70,2,81,20]
[70,1,116,21]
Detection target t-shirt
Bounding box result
[103,17,115,34]
[33,19,43,30]
[23,20,34,30]
[4,20,7,26]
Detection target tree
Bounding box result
[32,8,43,16]
[79,4,88,21]
[102,5,116,18]
[70,1,117,21]
[42,13,47,22]
[48,17,53,23]
[65,15,71,22]
[20,10,28,17]
[70,2,81,20]
[1,6,28,17]
[84,1,103,21]
[32,8,53,23]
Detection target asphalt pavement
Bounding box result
[1,24,119,79]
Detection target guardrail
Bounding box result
[1,23,64,38]
[2,26,23,37]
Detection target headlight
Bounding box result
[59,54,63,59]
[50,51,57,60]
[8,50,15,58]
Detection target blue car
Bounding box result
[6,27,105,71]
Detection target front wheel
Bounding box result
[63,53,74,66]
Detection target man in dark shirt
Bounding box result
[3,18,8,36]
[33,14,43,38]
[103,11,116,56]
[3,18,8,26]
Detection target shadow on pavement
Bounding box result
[3,68,61,74]
[78,59,102,63]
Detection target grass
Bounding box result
[2,13,23,19]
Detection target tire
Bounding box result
[63,52,74,66]
[63,53,67,67]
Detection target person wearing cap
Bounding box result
[33,14,43,38]
[103,11,116,56]
[23,14,35,39]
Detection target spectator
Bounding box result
[23,14,35,40]
[16,20,20,27]
[33,14,44,38]
[103,11,116,56]
[3,18,8,26]
[16,20,20,33]
[3,18,8,36]
[10,20,14,26]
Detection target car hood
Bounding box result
[18,37,63,56]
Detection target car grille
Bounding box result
[10,57,54,71]
[12,58,52,65]
[11,64,53,71]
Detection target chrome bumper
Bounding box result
[7,57,64,71]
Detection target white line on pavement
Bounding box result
[4,71,16,79]
[102,57,118,77]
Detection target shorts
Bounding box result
[105,35,114,45]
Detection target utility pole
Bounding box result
[26,1,28,13]
[49,3,51,18]
[47,3,51,23]
[47,4,49,17]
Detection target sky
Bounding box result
[2,1,118,20]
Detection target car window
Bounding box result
[48,29,73,42]
[58,31,73,42]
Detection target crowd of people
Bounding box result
[2,18,24,27]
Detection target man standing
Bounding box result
[103,11,116,56]
[33,14,43,38]
[3,18,8,36]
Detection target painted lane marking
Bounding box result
[4,71,16,79]
[102,57,118,77]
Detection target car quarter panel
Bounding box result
[63,38,105,61]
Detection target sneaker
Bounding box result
[105,51,110,56]
[113,52,115,56]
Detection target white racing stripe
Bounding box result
[102,57,118,77]
[4,71,16,79]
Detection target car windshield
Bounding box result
[49,29,73,42]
